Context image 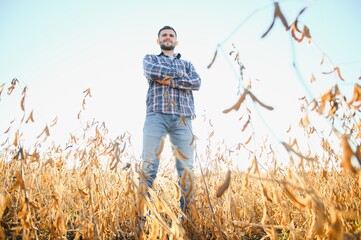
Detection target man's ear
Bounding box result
[175,40,178,46]
[157,39,160,45]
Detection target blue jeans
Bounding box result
[141,112,194,210]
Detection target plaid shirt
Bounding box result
[143,52,201,118]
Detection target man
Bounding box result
[140,25,201,212]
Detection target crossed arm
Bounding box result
[143,55,201,91]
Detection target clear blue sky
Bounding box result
[1,0,360,163]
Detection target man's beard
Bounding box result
[160,44,175,51]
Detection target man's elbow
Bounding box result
[193,82,201,91]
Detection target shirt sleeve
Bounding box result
[171,61,201,91]
[143,54,183,80]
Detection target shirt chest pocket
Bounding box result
[158,58,173,69]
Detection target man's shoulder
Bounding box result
[144,53,155,57]
[143,54,160,60]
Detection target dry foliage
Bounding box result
[2,79,361,240]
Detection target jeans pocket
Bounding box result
[146,111,156,117]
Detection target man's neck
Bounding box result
[161,50,174,56]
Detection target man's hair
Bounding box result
[158,26,177,38]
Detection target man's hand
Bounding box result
[155,76,172,86]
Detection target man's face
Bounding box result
[158,29,177,51]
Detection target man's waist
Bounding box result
[146,104,195,118]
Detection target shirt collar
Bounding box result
[158,52,181,59]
